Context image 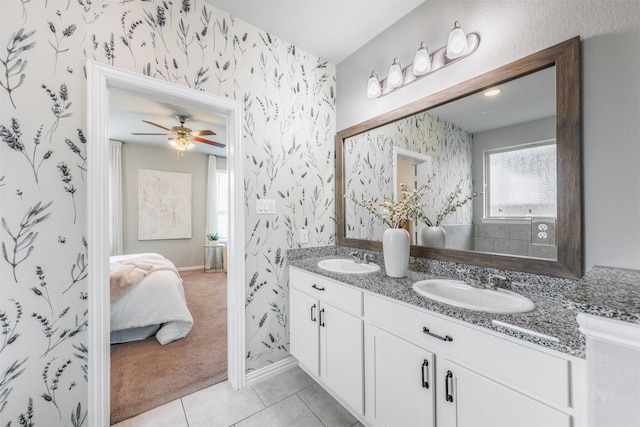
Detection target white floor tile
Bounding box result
[182,381,265,427]
[236,395,324,427]
[297,383,357,427]
[252,366,315,407]
[111,399,188,427]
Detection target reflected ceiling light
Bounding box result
[412,42,432,76]
[367,71,382,98]
[366,21,479,98]
[446,21,469,59]
[387,58,404,89]
[168,136,195,161]
[484,88,501,97]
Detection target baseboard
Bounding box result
[177,265,205,271]
[244,356,299,387]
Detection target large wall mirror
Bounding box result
[336,37,582,279]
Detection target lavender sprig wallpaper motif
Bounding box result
[345,111,473,241]
[0,0,336,425]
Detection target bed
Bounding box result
[109,253,194,345]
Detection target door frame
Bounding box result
[86,61,245,426]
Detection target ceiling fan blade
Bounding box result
[194,136,225,148]
[189,129,217,136]
[132,132,169,136]
[142,120,172,131]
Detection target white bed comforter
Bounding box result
[110,253,193,345]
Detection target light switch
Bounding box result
[256,199,276,214]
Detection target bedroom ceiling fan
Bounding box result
[132,114,224,161]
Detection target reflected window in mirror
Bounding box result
[484,140,557,219]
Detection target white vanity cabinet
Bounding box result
[437,358,572,427]
[289,268,364,413]
[365,293,585,427]
[365,324,436,427]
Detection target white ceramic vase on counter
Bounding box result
[382,228,410,278]
[421,226,446,248]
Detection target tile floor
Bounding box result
[112,366,364,427]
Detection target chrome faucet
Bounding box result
[350,252,371,264]
[465,273,510,290]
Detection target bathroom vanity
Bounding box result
[289,35,639,427]
[289,255,587,427]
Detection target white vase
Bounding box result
[421,226,446,248]
[382,228,410,278]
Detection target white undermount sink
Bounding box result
[317,258,381,274]
[412,279,535,314]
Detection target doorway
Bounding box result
[87,61,245,426]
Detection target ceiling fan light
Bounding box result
[446,21,469,59]
[387,58,404,89]
[412,42,432,76]
[367,71,382,98]
[168,136,195,152]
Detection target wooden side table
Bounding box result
[203,242,227,272]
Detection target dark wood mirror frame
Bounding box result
[336,37,582,279]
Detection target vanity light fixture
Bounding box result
[484,88,501,97]
[367,21,479,99]
[446,21,469,59]
[412,42,432,76]
[367,71,382,98]
[387,58,404,89]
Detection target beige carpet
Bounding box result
[110,270,227,424]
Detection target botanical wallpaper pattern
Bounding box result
[0,0,335,425]
[345,111,473,241]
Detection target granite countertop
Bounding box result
[288,248,640,359]
[565,266,640,324]
[288,247,588,358]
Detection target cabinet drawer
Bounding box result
[290,268,363,316]
[365,293,571,407]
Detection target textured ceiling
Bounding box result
[203,0,425,64]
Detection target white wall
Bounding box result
[121,143,208,268]
[337,0,640,271]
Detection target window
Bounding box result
[484,140,556,218]
[216,170,228,238]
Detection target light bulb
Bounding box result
[446,21,469,59]
[412,42,431,76]
[387,58,404,89]
[484,88,501,97]
[367,72,381,98]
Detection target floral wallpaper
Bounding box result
[0,0,335,425]
[345,110,473,241]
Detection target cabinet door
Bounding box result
[365,325,435,427]
[320,302,364,413]
[437,358,571,427]
[290,289,320,376]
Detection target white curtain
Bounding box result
[109,140,123,256]
[205,155,219,267]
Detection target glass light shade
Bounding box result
[168,136,195,151]
[446,21,469,59]
[367,72,381,98]
[412,42,431,76]
[387,58,404,89]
